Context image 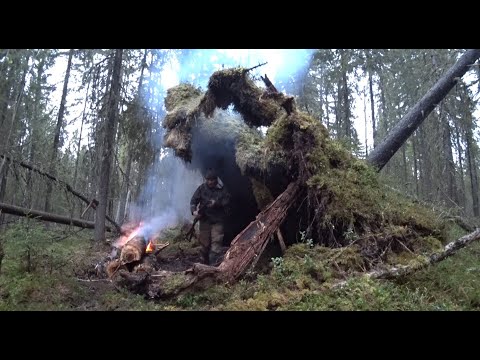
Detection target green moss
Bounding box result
[161,273,190,294]
[164,83,202,112]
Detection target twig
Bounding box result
[395,238,415,254]
[244,62,268,73]
[109,261,125,278]
[76,278,112,282]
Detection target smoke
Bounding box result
[127,150,203,235]
[120,49,314,243]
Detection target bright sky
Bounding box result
[46,49,479,156]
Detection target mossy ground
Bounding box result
[1,221,477,311]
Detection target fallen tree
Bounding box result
[367,49,480,170]
[331,227,480,290]
[0,201,113,232]
[0,154,121,232]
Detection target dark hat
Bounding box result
[205,169,218,180]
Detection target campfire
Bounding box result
[106,222,170,278]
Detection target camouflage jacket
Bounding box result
[190,182,231,224]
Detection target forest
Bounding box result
[0,49,479,310]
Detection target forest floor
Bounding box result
[1,220,479,311]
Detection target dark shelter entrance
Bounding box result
[189,116,259,246]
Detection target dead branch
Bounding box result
[0,201,114,232]
[244,62,268,73]
[0,154,121,232]
[333,228,480,289]
[260,74,278,93]
[81,199,99,218]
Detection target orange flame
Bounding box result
[113,222,143,249]
[146,241,155,254]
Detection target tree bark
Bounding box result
[465,127,479,216]
[25,55,46,208]
[94,49,123,242]
[367,49,480,171]
[0,201,113,231]
[117,152,132,223]
[442,115,458,206]
[454,122,466,209]
[412,134,419,197]
[0,54,30,177]
[368,66,376,148]
[45,49,74,214]
[72,75,91,216]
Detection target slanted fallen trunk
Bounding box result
[217,180,302,281]
[367,49,480,171]
[0,201,113,232]
[0,154,121,232]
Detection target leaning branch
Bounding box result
[244,62,268,73]
[0,154,121,232]
[367,49,480,171]
[0,202,113,232]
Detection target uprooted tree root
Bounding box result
[101,66,472,299]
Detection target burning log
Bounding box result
[120,236,146,264]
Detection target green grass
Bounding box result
[1,221,479,311]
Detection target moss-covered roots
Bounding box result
[161,66,447,278]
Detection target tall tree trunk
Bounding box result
[402,144,408,191]
[465,123,479,217]
[116,49,148,224]
[117,151,132,223]
[324,87,330,131]
[94,49,123,242]
[44,49,74,213]
[442,116,458,206]
[412,133,419,197]
[71,77,91,218]
[367,49,480,171]
[341,51,350,141]
[418,125,432,200]
[0,54,16,129]
[454,122,466,209]
[335,82,341,139]
[368,67,376,148]
[0,54,30,177]
[0,164,9,225]
[25,56,46,208]
[363,88,368,157]
[91,55,114,206]
[377,73,390,176]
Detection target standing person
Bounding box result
[190,169,231,265]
